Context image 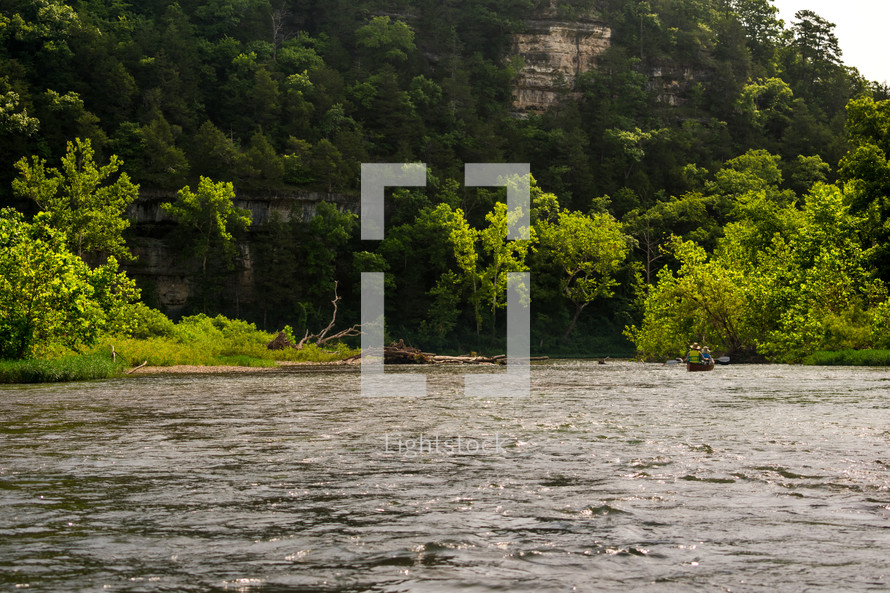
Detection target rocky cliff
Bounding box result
[511,7,610,113]
[130,189,357,226]
[125,190,358,315]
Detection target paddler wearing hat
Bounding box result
[684,343,702,364]
[700,346,713,365]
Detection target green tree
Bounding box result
[791,10,842,76]
[160,176,252,275]
[12,138,139,260]
[538,209,630,341]
[242,131,284,188]
[478,201,537,335]
[603,127,662,184]
[626,236,752,360]
[755,184,872,360]
[136,115,189,188]
[627,183,875,362]
[355,16,416,67]
[299,201,358,327]
[37,90,106,161]
[735,78,794,141]
[785,9,850,110]
[732,0,784,52]
[0,208,138,359]
[838,96,890,279]
[189,120,243,181]
[436,203,483,338]
[786,154,829,196]
[306,201,356,279]
[0,87,40,138]
[310,138,348,193]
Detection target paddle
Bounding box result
[665,355,730,365]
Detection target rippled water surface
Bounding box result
[1,362,889,592]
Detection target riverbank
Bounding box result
[804,349,890,365]
[0,319,361,383]
[127,359,360,374]
[0,356,361,384]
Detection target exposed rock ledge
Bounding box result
[511,16,610,113]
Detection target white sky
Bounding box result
[771,1,889,84]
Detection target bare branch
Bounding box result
[296,328,313,350]
[317,324,362,345]
[289,281,362,349]
[271,7,293,60]
[126,361,148,374]
[315,281,341,343]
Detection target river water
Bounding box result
[1,361,889,592]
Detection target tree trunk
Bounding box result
[562,302,588,343]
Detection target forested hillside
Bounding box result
[3,0,890,361]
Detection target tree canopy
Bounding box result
[0,208,138,359]
[2,0,890,361]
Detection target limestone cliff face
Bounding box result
[511,9,610,112]
[125,190,358,315]
[130,189,357,226]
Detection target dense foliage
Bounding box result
[2,0,890,361]
[0,208,138,358]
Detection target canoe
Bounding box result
[687,362,715,372]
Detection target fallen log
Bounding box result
[126,361,149,374]
[430,354,502,364]
[333,340,550,365]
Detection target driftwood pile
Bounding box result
[382,340,509,365]
[267,281,361,351]
[265,282,548,365]
[267,331,292,350]
[339,340,547,365]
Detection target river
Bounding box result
[1,361,888,592]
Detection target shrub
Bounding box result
[97,313,358,368]
[872,299,890,349]
[805,349,890,366]
[126,303,176,339]
[0,209,138,359]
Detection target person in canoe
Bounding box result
[684,343,702,364]
[700,346,714,365]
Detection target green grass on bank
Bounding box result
[0,312,360,383]
[804,349,890,366]
[101,334,357,368]
[94,310,358,368]
[0,352,125,384]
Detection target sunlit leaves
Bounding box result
[0,209,138,359]
[0,90,39,136]
[12,137,138,260]
[735,78,793,137]
[538,209,630,340]
[160,176,251,273]
[628,180,875,362]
